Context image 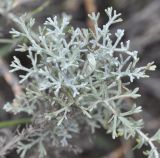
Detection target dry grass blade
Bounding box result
[0,58,21,97]
[84,0,97,31]
[102,142,132,158]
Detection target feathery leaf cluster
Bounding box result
[3,7,160,158]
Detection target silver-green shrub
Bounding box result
[3,7,160,158]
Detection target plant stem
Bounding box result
[136,130,159,158]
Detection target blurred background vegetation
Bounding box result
[0,0,160,158]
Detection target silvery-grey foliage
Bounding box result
[3,7,160,158]
[0,0,13,12]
